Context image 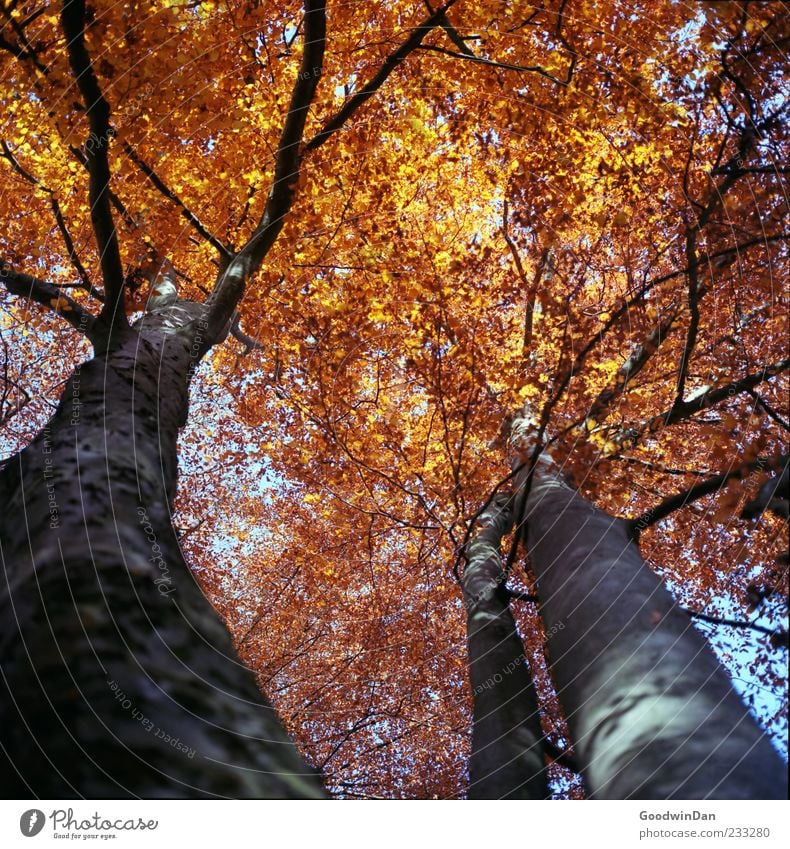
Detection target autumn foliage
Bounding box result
[1,0,787,798]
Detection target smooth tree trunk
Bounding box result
[463,494,548,799]
[0,301,325,798]
[514,426,788,799]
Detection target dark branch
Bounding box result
[68,143,138,233]
[543,738,579,773]
[631,455,789,531]
[0,30,35,61]
[417,43,566,83]
[0,140,99,300]
[711,165,790,176]
[205,0,327,342]
[617,456,714,477]
[303,0,461,153]
[0,260,98,342]
[437,12,476,56]
[586,306,678,427]
[612,360,790,452]
[504,586,539,604]
[673,120,761,404]
[523,231,789,464]
[122,140,233,261]
[230,314,263,355]
[699,364,790,410]
[742,458,789,520]
[687,610,785,640]
[503,199,542,354]
[60,0,127,339]
[0,4,46,72]
[674,229,702,405]
[747,388,790,432]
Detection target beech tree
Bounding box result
[1,0,787,798]
[462,409,786,798]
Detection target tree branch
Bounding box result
[0,30,34,61]
[504,586,539,604]
[586,305,679,428]
[60,0,127,339]
[503,199,543,354]
[0,332,32,426]
[674,229,702,405]
[612,359,790,450]
[437,12,476,56]
[303,0,461,153]
[617,456,714,477]
[742,458,788,520]
[230,314,263,355]
[673,118,761,404]
[543,738,579,773]
[205,0,327,342]
[687,610,786,641]
[0,140,99,300]
[711,165,790,176]
[747,388,790,432]
[417,43,566,83]
[629,456,787,532]
[122,140,233,261]
[522,231,789,462]
[0,260,98,341]
[0,4,46,72]
[678,360,783,430]
[68,143,138,233]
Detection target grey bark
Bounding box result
[519,452,788,799]
[0,301,325,798]
[463,494,548,799]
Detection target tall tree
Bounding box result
[1,0,787,798]
[462,491,547,799]
[0,0,331,798]
[506,408,787,798]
